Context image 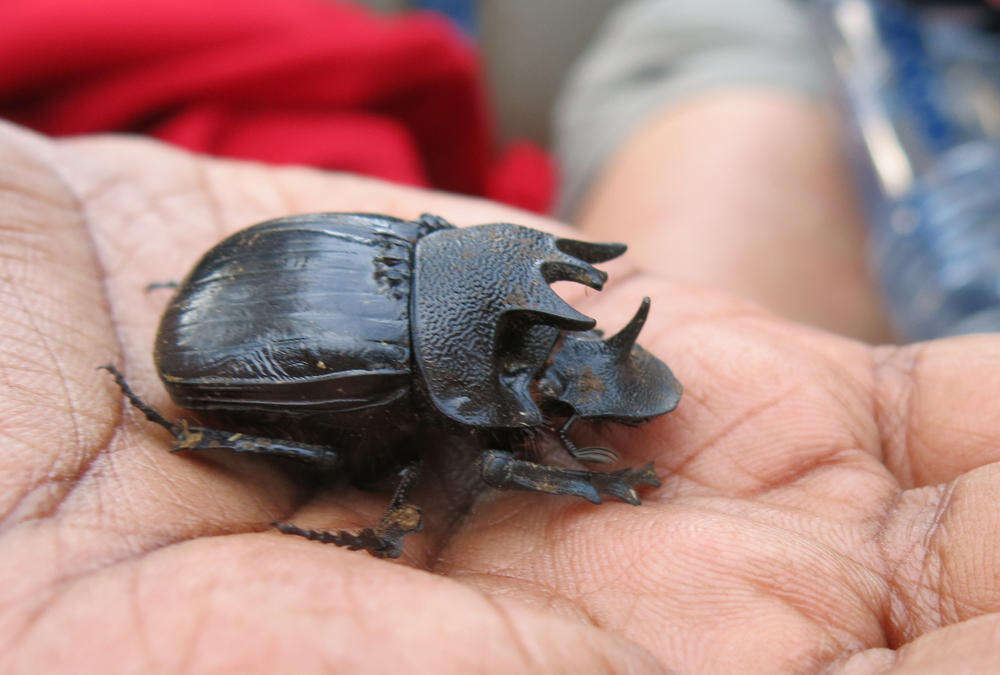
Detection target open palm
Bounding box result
[2,122,999,673]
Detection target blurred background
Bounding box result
[0,0,997,342]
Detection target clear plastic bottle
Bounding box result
[814,0,1000,340]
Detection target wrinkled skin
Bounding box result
[2,119,1000,673]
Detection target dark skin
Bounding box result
[1,105,999,672]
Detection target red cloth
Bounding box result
[0,0,554,212]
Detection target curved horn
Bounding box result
[556,238,627,264]
[605,297,650,362]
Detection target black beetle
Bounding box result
[103,212,681,558]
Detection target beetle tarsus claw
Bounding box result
[585,472,642,505]
[272,461,423,559]
[272,521,396,557]
[271,505,421,559]
[612,462,661,489]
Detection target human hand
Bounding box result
[575,91,895,345]
[1,122,998,672]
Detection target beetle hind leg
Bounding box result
[101,364,341,468]
[273,462,423,559]
[480,450,659,505]
[100,364,179,434]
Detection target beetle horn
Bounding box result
[539,242,617,292]
[513,285,596,330]
[555,238,627,264]
[605,297,650,362]
[511,232,625,326]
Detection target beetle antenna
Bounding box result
[570,446,620,464]
[558,415,620,464]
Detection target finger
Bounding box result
[0,123,121,527]
[878,463,1000,645]
[3,535,663,673]
[441,486,893,671]
[873,336,1000,488]
[0,126,316,620]
[575,92,893,343]
[837,614,1000,673]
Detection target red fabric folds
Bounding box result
[0,0,554,212]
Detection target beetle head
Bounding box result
[536,298,682,424]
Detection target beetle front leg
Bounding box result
[273,462,423,559]
[480,450,660,505]
[101,365,342,468]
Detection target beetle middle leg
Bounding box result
[101,365,342,468]
[480,450,660,505]
[272,461,423,559]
